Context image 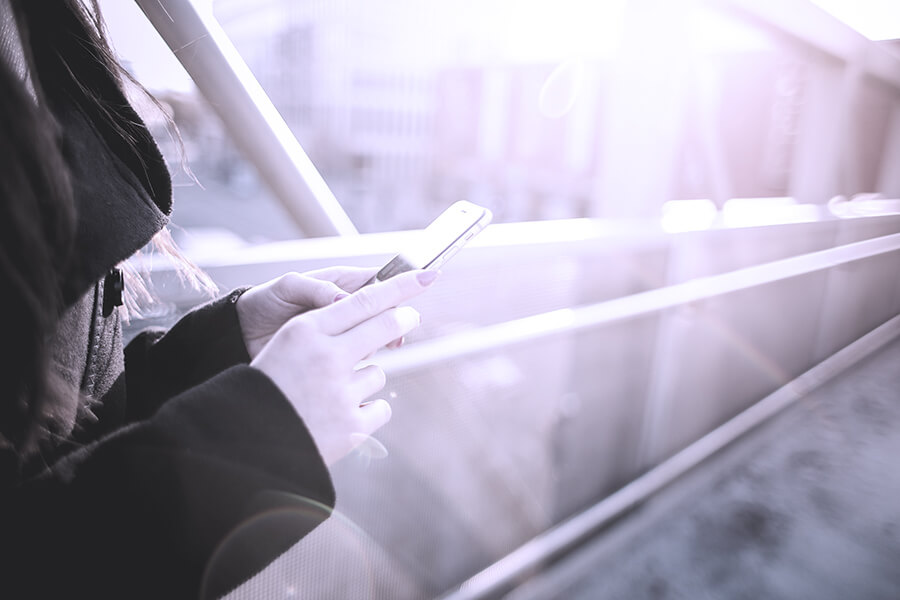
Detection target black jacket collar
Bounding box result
[19,0,173,306]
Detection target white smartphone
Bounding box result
[365,201,492,285]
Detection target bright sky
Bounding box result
[810,0,900,41]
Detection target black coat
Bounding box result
[0,2,334,598]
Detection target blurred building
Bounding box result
[205,0,899,233]
[214,0,446,231]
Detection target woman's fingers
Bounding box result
[249,268,439,465]
[273,272,346,310]
[305,266,380,293]
[313,270,436,336]
[350,364,387,400]
[340,306,421,363]
[355,399,393,434]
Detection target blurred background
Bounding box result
[102,1,900,598]
[102,0,899,240]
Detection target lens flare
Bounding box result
[538,58,585,119]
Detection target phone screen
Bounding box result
[371,201,491,282]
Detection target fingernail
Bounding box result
[417,270,439,286]
[332,292,350,303]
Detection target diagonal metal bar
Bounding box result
[134,0,358,237]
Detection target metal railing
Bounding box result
[368,230,900,598]
[710,0,900,91]
[439,310,900,599]
[372,231,900,375]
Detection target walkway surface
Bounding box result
[508,335,900,600]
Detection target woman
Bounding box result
[0,1,431,597]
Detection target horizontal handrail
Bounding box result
[437,310,900,600]
[374,231,900,375]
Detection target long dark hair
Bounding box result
[0,0,212,455]
[0,45,75,455]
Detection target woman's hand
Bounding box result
[236,266,378,359]
[249,269,438,465]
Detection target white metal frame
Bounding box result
[707,0,900,204]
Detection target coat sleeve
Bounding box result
[122,288,254,422]
[2,365,336,600]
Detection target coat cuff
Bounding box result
[151,364,336,598]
